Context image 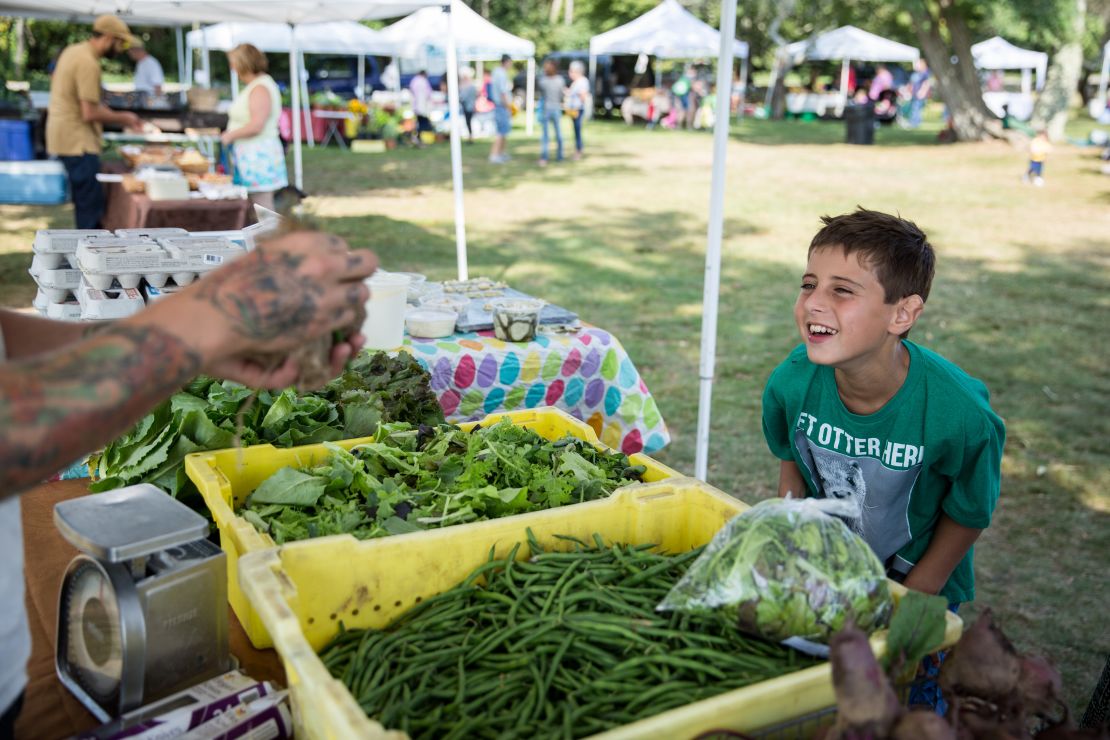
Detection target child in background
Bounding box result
[761,208,1006,709]
[1025,130,1052,186]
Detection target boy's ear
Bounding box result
[890,294,924,335]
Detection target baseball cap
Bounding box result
[92,15,139,48]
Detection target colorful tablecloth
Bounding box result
[404,327,670,455]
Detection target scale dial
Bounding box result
[60,558,124,706]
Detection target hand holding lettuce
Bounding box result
[657,497,893,643]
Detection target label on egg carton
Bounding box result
[159,237,245,269]
[32,229,113,255]
[77,279,146,320]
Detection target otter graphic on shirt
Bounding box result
[792,412,923,565]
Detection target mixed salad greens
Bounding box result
[239,419,647,543]
[89,352,444,508]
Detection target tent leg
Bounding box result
[185,24,195,90]
[302,51,315,148]
[289,33,303,192]
[588,55,597,100]
[175,26,186,105]
[231,70,239,99]
[694,0,738,482]
[201,33,211,89]
[358,55,366,102]
[445,3,468,281]
[1021,68,1032,96]
[525,57,535,136]
[838,58,849,116]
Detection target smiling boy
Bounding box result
[761,208,1005,606]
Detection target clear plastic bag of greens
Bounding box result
[657,496,892,643]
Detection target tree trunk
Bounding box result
[909,0,1007,141]
[549,0,563,25]
[1032,0,1086,142]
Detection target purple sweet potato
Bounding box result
[827,624,902,738]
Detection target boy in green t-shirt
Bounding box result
[762,208,1005,606]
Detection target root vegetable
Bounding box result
[891,710,957,740]
[827,624,902,738]
[940,609,1021,702]
[1018,655,1064,717]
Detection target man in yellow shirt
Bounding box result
[47,15,143,228]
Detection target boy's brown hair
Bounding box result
[809,207,935,304]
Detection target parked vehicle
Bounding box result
[304,56,385,97]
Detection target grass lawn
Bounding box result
[2,114,1108,716]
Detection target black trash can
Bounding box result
[844,101,875,145]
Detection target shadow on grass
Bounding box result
[728,117,943,148]
[0,250,38,308]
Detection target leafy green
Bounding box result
[239,419,645,544]
[658,498,893,643]
[882,590,949,675]
[88,352,445,509]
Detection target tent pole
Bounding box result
[1021,68,1031,96]
[231,69,239,99]
[588,54,597,99]
[392,57,401,94]
[445,2,469,281]
[290,30,303,192]
[175,26,186,106]
[186,25,195,89]
[358,55,366,102]
[201,32,211,89]
[839,58,849,116]
[301,51,315,148]
[1099,47,1109,106]
[694,0,737,482]
[525,57,535,136]
[737,55,747,120]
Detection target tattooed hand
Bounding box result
[139,231,377,386]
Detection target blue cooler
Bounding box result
[0,160,69,205]
[0,119,33,161]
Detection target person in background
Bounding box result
[537,59,565,166]
[488,54,513,164]
[458,67,478,142]
[868,64,893,101]
[1024,129,1052,187]
[0,230,377,739]
[671,66,693,129]
[907,58,931,129]
[409,70,433,146]
[128,40,164,96]
[986,69,1004,93]
[566,60,590,160]
[381,60,400,93]
[46,14,144,229]
[220,43,288,211]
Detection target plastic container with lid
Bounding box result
[361,271,411,350]
[405,308,457,338]
[489,297,545,342]
[419,293,469,317]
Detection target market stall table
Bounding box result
[15,479,284,740]
[404,326,670,455]
[100,179,254,232]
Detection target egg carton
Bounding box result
[33,267,82,292]
[31,229,112,269]
[75,237,169,289]
[76,278,146,320]
[158,236,246,269]
[45,301,83,321]
[33,284,76,304]
[29,252,78,277]
[114,227,189,240]
[143,282,187,303]
[32,289,51,313]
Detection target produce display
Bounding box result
[318,532,820,739]
[658,497,892,643]
[89,352,444,508]
[821,608,1074,740]
[239,419,646,543]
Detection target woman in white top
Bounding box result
[221,44,288,210]
[566,61,591,160]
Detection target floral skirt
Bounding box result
[229,136,288,193]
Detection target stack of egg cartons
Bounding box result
[72,229,248,320]
[30,230,112,320]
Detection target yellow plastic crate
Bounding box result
[184,407,682,648]
[238,479,963,740]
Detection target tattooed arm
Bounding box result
[0,231,376,497]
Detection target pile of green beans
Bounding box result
[318,532,820,739]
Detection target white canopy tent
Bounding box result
[787,25,919,115]
[587,0,749,105]
[378,0,537,135]
[0,0,473,279]
[971,36,1048,94]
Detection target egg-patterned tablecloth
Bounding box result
[403,327,670,454]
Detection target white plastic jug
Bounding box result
[361,271,411,350]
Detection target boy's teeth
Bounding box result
[809,324,838,335]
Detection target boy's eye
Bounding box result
[834,287,854,295]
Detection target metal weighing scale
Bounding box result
[54,484,233,722]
